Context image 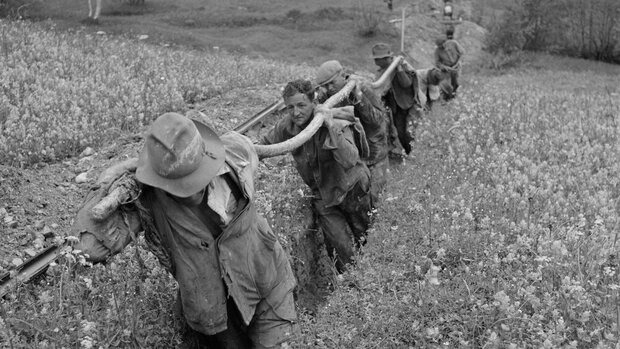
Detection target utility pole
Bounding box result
[389,7,407,53]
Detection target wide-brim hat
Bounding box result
[371,43,393,59]
[136,112,226,198]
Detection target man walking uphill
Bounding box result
[435,26,464,98]
[315,60,390,203]
[371,43,423,156]
[72,113,297,349]
[416,67,444,111]
[261,79,373,273]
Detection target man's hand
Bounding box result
[347,78,364,104]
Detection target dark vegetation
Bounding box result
[485,0,620,63]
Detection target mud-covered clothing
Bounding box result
[185,297,295,349]
[435,39,464,69]
[416,68,442,110]
[314,180,372,270]
[261,111,369,208]
[261,113,372,271]
[375,62,422,155]
[72,132,297,347]
[435,39,464,93]
[318,75,389,201]
[318,76,389,167]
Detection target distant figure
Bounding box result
[86,0,102,22]
[85,0,145,23]
[434,27,464,99]
[384,0,393,11]
[415,67,444,111]
[371,43,423,156]
[443,0,454,20]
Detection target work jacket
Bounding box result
[261,112,370,208]
[415,68,441,107]
[72,132,296,336]
[375,60,422,113]
[318,76,389,166]
[435,39,464,69]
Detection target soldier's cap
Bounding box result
[136,112,226,198]
[315,60,344,86]
[371,43,393,59]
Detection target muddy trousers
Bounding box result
[367,157,388,204]
[448,69,460,92]
[392,106,421,155]
[313,181,373,273]
[180,295,296,349]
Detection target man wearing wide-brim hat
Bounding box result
[371,42,423,157]
[315,59,390,204]
[72,112,297,348]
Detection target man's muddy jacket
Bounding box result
[375,60,422,113]
[319,76,389,166]
[72,132,297,336]
[261,111,370,207]
[435,39,464,69]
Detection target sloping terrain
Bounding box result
[18,0,487,70]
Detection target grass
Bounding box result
[2,14,620,349]
[0,18,312,167]
[298,65,620,347]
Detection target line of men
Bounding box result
[71,31,463,349]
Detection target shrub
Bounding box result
[352,0,383,37]
[485,0,620,63]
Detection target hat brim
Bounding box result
[136,120,226,198]
[372,53,393,59]
[316,71,341,87]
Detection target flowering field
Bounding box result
[0,19,311,167]
[302,66,620,347]
[2,16,620,349]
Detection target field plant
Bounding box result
[352,0,385,37]
[0,19,311,167]
[3,13,620,349]
[0,18,323,348]
[1,237,181,348]
[295,65,620,347]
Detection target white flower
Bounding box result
[80,336,94,349]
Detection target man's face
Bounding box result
[323,73,347,96]
[172,188,206,207]
[284,92,315,127]
[374,56,392,69]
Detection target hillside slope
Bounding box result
[299,61,620,348]
[16,0,488,71]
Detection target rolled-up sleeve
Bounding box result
[71,187,141,262]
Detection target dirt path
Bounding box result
[21,0,408,70]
